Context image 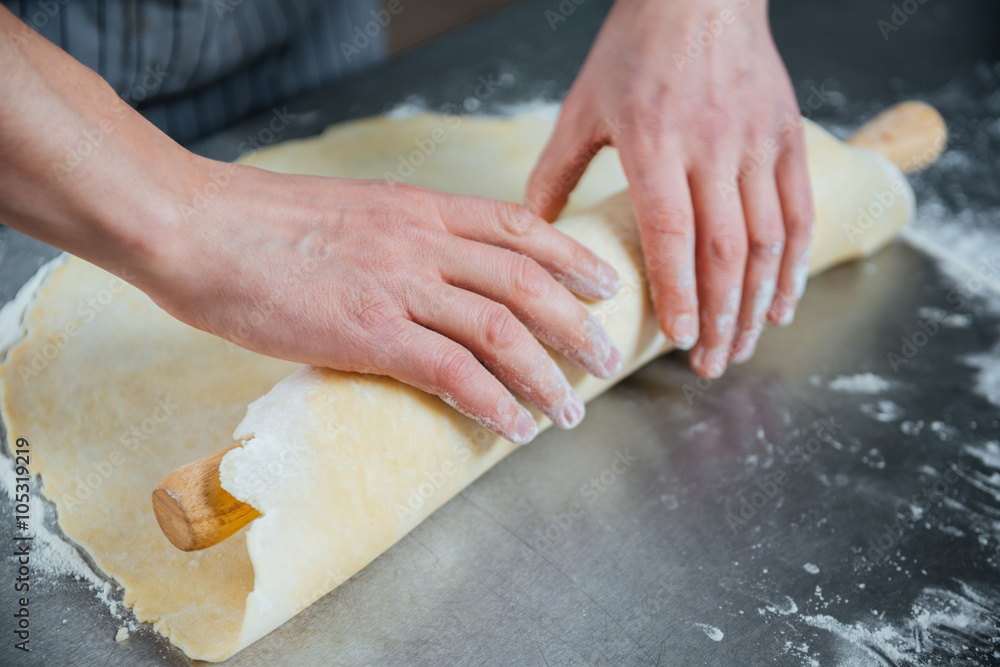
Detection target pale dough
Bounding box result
[0,109,913,661]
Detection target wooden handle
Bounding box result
[152,446,260,551]
[151,100,948,552]
[846,100,947,174]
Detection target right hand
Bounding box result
[526,0,815,379]
[148,162,623,445]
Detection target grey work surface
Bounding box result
[3,0,1000,665]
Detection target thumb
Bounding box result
[526,115,604,222]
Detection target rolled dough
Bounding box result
[0,109,913,661]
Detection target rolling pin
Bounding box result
[152,100,947,553]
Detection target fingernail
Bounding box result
[693,346,727,379]
[691,346,704,370]
[596,263,621,299]
[671,314,698,350]
[793,255,810,301]
[754,274,777,323]
[731,330,761,364]
[585,315,622,379]
[511,406,538,445]
[556,391,586,429]
[603,345,622,377]
[768,295,797,327]
[778,305,796,326]
[717,287,740,337]
[704,347,728,378]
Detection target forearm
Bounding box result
[0,7,192,288]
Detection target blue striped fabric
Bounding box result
[6,0,388,143]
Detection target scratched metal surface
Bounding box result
[2,0,1000,665]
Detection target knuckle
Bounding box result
[630,84,667,114]
[482,305,521,349]
[781,123,807,151]
[693,117,733,157]
[624,91,667,131]
[370,205,436,245]
[652,275,694,309]
[784,208,815,239]
[705,231,747,265]
[433,346,478,389]
[496,203,539,239]
[565,241,593,270]
[700,135,728,163]
[641,223,690,276]
[747,228,785,261]
[627,109,668,144]
[646,221,691,247]
[510,256,550,299]
[640,199,693,238]
[742,124,766,147]
[345,289,399,333]
[367,200,408,228]
[396,218,437,246]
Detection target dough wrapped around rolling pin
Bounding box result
[217,116,915,658]
[0,107,932,662]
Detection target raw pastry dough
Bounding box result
[0,110,913,661]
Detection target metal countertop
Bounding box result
[2,1,999,665]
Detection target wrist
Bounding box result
[113,150,227,301]
[0,13,196,295]
[97,148,199,293]
[608,0,771,38]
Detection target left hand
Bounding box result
[526,0,814,379]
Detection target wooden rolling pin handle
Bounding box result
[152,445,260,552]
[152,100,947,552]
[845,100,947,174]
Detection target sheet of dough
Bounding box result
[0,110,913,661]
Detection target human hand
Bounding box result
[0,6,623,445]
[527,0,814,379]
[149,165,624,445]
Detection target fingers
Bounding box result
[618,144,700,351]
[768,128,815,327]
[438,196,621,301]
[436,239,622,380]
[730,171,784,364]
[688,167,748,379]
[384,322,539,445]
[525,108,604,222]
[409,284,586,432]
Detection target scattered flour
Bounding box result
[929,420,957,441]
[388,98,561,121]
[964,441,1000,469]
[803,562,820,574]
[959,441,1000,503]
[860,400,904,422]
[694,623,724,641]
[782,641,821,667]
[964,349,1000,407]
[0,452,124,620]
[0,258,129,626]
[901,197,1000,300]
[901,191,1000,413]
[800,585,999,666]
[917,306,973,328]
[828,373,891,394]
[766,596,799,616]
[385,100,430,118]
